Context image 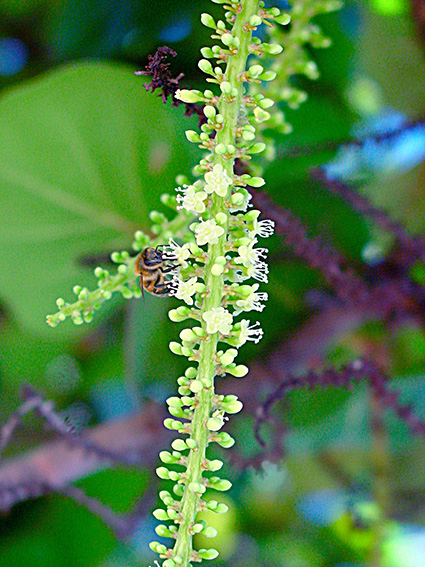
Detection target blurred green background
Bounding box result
[1,0,425,565]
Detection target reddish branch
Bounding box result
[312,167,425,265]
[0,398,168,513]
[255,358,425,448]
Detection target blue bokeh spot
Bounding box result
[0,38,28,76]
[159,17,192,42]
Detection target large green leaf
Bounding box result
[0,61,200,337]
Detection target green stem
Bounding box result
[172,1,259,564]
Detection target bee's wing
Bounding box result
[138,274,145,301]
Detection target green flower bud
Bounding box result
[211,263,224,276]
[186,438,198,449]
[209,478,232,491]
[206,417,224,431]
[198,549,219,560]
[275,12,291,24]
[166,396,183,408]
[185,130,201,143]
[223,400,243,414]
[254,107,271,122]
[226,364,249,377]
[181,346,192,357]
[159,490,173,502]
[189,380,203,393]
[215,143,227,155]
[171,438,188,452]
[149,541,167,554]
[168,471,182,482]
[169,342,183,356]
[231,192,245,205]
[215,212,227,225]
[200,46,214,58]
[216,502,229,514]
[221,33,233,46]
[204,527,218,538]
[258,98,274,109]
[185,367,198,379]
[163,560,176,567]
[169,309,185,322]
[204,105,216,119]
[192,522,204,534]
[188,482,206,494]
[176,89,203,103]
[198,59,214,75]
[219,348,238,366]
[159,451,176,464]
[167,509,180,521]
[155,524,174,538]
[153,508,169,521]
[259,70,277,81]
[249,14,262,26]
[201,13,216,28]
[267,43,283,54]
[245,142,265,155]
[214,432,235,448]
[180,328,196,342]
[206,459,223,472]
[220,81,232,94]
[156,467,170,480]
[173,485,184,498]
[248,64,263,78]
[246,176,265,187]
[242,130,255,141]
[243,209,261,221]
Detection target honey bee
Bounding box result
[134,246,177,297]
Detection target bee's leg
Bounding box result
[155,283,173,296]
[162,264,178,274]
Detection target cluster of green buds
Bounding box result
[45,197,193,327]
[147,1,289,565]
[249,0,344,163]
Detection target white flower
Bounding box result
[195,219,225,246]
[165,238,191,269]
[174,276,198,305]
[249,218,275,239]
[204,164,232,198]
[234,283,268,314]
[234,239,268,269]
[237,320,264,345]
[177,185,207,214]
[247,261,269,283]
[202,307,233,335]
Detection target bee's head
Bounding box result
[142,246,164,267]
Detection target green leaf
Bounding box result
[0,61,200,337]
